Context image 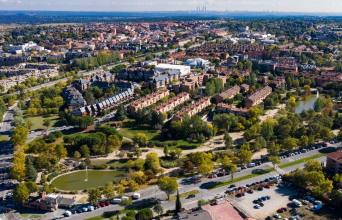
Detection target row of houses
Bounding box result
[151,92,190,113]
[71,88,134,116]
[127,88,170,116]
[173,97,211,121]
[73,71,115,91]
[216,103,248,117]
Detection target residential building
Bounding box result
[127,88,170,116]
[151,92,190,113]
[173,97,210,121]
[183,58,211,68]
[213,85,241,104]
[240,84,250,92]
[216,103,248,117]
[172,73,204,94]
[269,76,286,91]
[63,87,87,109]
[326,150,342,174]
[244,86,272,108]
[73,71,115,91]
[151,70,181,88]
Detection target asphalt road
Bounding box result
[60,143,340,220]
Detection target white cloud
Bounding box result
[0,0,21,3]
[112,2,156,6]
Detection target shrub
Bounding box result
[110,165,116,169]
[47,172,59,182]
[171,170,179,178]
[168,143,173,147]
[172,141,178,146]
[70,190,78,194]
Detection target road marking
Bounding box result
[183,200,198,205]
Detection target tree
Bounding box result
[213,114,231,130]
[153,203,164,216]
[224,163,238,180]
[9,163,26,182]
[74,151,81,160]
[118,197,133,208]
[132,133,148,148]
[267,142,280,156]
[237,144,253,165]
[330,190,342,207]
[11,116,26,127]
[10,126,29,147]
[52,130,63,139]
[299,135,309,148]
[135,208,153,220]
[269,156,282,168]
[129,181,139,192]
[80,145,91,158]
[223,131,233,149]
[25,157,37,182]
[157,176,178,200]
[198,199,206,207]
[128,57,136,65]
[283,138,298,151]
[332,174,342,183]
[25,181,38,195]
[175,148,182,158]
[320,126,334,141]
[175,189,182,213]
[198,164,213,175]
[55,144,68,160]
[12,183,29,202]
[304,159,322,172]
[88,188,102,206]
[261,121,274,141]
[135,149,142,158]
[103,185,115,200]
[43,118,51,129]
[116,184,125,196]
[145,152,160,170]
[163,146,169,157]
[106,135,122,153]
[314,98,324,112]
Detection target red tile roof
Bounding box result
[326,151,342,163]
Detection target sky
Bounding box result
[0,0,342,12]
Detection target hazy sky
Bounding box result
[0,0,341,12]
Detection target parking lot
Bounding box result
[229,184,297,219]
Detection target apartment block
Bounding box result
[216,103,248,117]
[269,76,286,91]
[127,88,170,116]
[213,86,241,104]
[326,151,342,174]
[151,92,190,113]
[63,87,87,109]
[173,97,211,121]
[244,86,272,108]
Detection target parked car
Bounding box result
[254,204,261,209]
[258,187,263,191]
[100,203,105,207]
[188,194,196,198]
[248,190,253,194]
[274,213,281,219]
[302,200,309,205]
[277,209,284,213]
[266,185,271,188]
[105,201,110,206]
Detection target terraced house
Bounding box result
[244,86,272,108]
[151,92,190,113]
[127,88,170,116]
[72,88,133,116]
[173,97,211,121]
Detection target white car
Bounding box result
[306,206,313,210]
[302,200,309,205]
[30,130,35,133]
[254,204,261,209]
[282,219,288,220]
[274,214,281,219]
[82,207,88,212]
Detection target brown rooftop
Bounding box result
[326,151,342,163]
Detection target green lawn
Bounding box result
[23,111,64,130]
[207,168,276,190]
[168,190,200,201]
[0,135,9,144]
[278,149,337,169]
[19,214,30,218]
[118,118,201,150]
[84,201,158,220]
[29,215,42,219]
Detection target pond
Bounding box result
[51,170,125,191]
[295,92,324,114]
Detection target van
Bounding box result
[87,205,94,211]
[132,193,140,199]
[121,196,129,201]
[292,199,302,207]
[111,198,121,204]
[64,211,72,217]
[247,163,256,168]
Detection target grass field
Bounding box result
[19,214,29,218]
[0,135,9,144]
[278,149,337,169]
[207,168,276,190]
[118,118,201,150]
[85,201,158,220]
[23,111,63,130]
[168,190,200,201]
[29,215,42,219]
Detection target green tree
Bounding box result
[132,133,148,148]
[330,190,342,207]
[12,183,29,202]
[175,189,182,212]
[314,98,324,112]
[80,145,90,158]
[223,131,233,149]
[261,121,274,141]
[118,197,133,208]
[299,135,309,148]
[129,181,139,192]
[224,163,238,180]
[198,199,206,207]
[103,185,115,200]
[25,157,37,182]
[24,181,38,195]
[55,144,68,160]
[157,176,178,200]
[43,118,51,129]
[269,156,282,168]
[283,137,298,151]
[267,142,280,156]
[87,188,102,206]
[135,208,153,220]
[163,146,169,157]
[153,203,164,216]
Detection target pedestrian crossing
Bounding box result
[284,154,306,162]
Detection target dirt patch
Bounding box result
[252,148,268,160]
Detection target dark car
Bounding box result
[253,200,259,204]
[258,187,263,191]
[261,197,267,201]
[266,196,271,200]
[246,184,251,187]
[0,197,3,201]
[77,209,82,213]
[259,202,264,207]
[188,194,196,198]
[248,190,253,194]
[266,216,273,220]
[230,184,236,188]
[281,207,288,211]
[258,198,263,202]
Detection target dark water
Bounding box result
[51,170,125,190]
[295,94,324,114]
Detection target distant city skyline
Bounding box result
[1,0,342,13]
